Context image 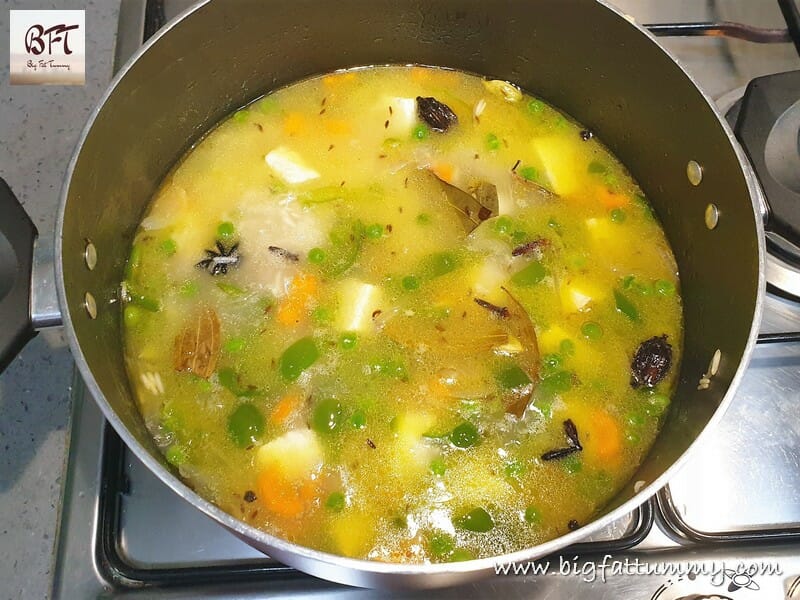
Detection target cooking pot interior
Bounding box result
[60,0,761,554]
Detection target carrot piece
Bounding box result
[257,468,318,519]
[283,112,307,136]
[324,119,352,136]
[587,410,622,462]
[276,273,320,327]
[431,163,456,184]
[322,72,356,89]
[271,393,301,426]
[596,187,629,210]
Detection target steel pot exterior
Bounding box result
[55,0,765,589]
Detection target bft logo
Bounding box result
[25,23,80,56]
[9,10,85,85]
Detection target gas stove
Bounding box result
[51,1,800,598]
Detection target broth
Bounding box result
[122,65,682,562]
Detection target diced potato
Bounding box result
[394,412,436,444]
[560,278,604,313]
[330,512,374,557]
[265,147,320,184]
[256,429,323,481]
[585,217,614,242]
[383,96,417,137]
[531,136,580,196]
[538,325,570,354]
[334,279,385,333]
[470,255,509,300]
[391,412,438,472]
[445,455,514,507]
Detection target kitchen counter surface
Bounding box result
[0,2,120,599]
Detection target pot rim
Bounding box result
[54,0,766,587]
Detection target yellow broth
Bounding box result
[122,66,682,562]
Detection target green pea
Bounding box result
[581,321,603,340]
[540,371,573,394]
[588,161,608,175]
[450,422,480,448]
[308,247,326,264]
[126,245,142,279]
[227,403,264,447]
[562,454,582,474]
[456,507,494,532]
[130,293,160,312]
[371,359,408,379]
[312,397,344,433]
[179,280,199,297]
[159,238,177,256]
[165,444,188,466]
[449,549,475,562]
[527,99,544,113]
[511,261,546,286]
[610,208,626,223]
[426,251,459,277]
[559,339,575,356]
[350,409,366,429]
[511,230,528,243]
[232,110,248,122]
[504,459,525,480]
[626,411,646,427]
[279,337,320,381]
[217,221,235,239]
[216,282,244,296]
[486,133,501,151]
[339,332,358,350]
[547,217,561,232]
[655,279,676,297]
[497,365,531,389]
[542,353,562,375]
[625,430,641,445]
[224,337,246,353]
[412,123,429,140]
[646,393,670,416]
[524,505,541,524]
[325,491,346,512]
[614,289,639,321]
[416,213,431,225]
[493,215,513,235]
[519,166,539,182]
[311,306,332,324]
[402,275,420,291]
[123,305,143,327]
[429,457,446,476]
[365,223,384,239]
[428,532,455,557]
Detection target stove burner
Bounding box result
[721,72,800,301]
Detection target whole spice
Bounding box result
[416,96,458,132]
[173,307,221,379]
[197,240,240,276]
[474,297,510,320]
[541,419,583,461]
[630,335,672,388]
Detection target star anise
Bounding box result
[197,240,240,275]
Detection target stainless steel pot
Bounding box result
[0,0,767,589]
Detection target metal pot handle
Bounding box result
[0,177,38,372]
